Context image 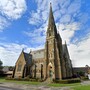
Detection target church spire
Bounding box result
[47,3,57,37]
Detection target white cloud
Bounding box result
[0,42,45,66]
[23,24,47,46]
[0,0,27,31]
[0,16,10,32]
[68,33,90,67]
[27,0,90,67]
[29,0,49,26]
[57,22,80,44]
[0,0,27,20]
[29,11,42,25]
[0,43,31,66]
[0,0,89,67]
[60,14,71,23]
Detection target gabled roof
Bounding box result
[23,52,32,65]
[16,50,32,66]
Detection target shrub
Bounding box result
[81,76,89,80]
[5,76,13,80]
[24,76,30,81]
[5,77,44,82]
[53,78,81,84]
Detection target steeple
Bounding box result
[47,3,57,37]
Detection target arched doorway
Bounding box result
[48,62,53,78]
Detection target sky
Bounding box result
[0,0,90,67]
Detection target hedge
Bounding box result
[5,77,43,82]
[53,78,81,84]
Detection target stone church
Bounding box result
[13,4,73,80]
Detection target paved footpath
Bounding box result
[0,82,71,90]
[0,86,23,90]
[0,81,90,90]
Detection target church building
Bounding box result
[13,4,73,81]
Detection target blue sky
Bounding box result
[0,0,90,67]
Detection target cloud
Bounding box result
[0,43,30,66]
[0,0,27,31]
[29,11,42,25]
[0,16,10,32]
[0,0,89,67]
[0,42,45,66]
[0,0,27,20]
[28,0,82,36]
[67,0,81,14]
[23,24,47,46]
[57,22,80,44]
[68,33,90,67]
[27,0,90,67]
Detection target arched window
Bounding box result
[17,64,22,72]
[34,65,37,78]
[41,64,43,79]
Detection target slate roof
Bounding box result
[62,44,70,58]
[73,67,89,73]
[23,52,32,65]
[31,49,45,60]
[62,44,66,55]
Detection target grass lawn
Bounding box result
[0,78,41,85]
[73,85,90,90]
[0,78,81,87]
[48,83,81,87]
[49,83,90,90]
[0,78,90,90]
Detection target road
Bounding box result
[0,86,23,90]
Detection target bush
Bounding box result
[5,76,13,80]
[81,76,89,80]
[24,76,30,81]
[5,77,43,82]
[53,78,81,84]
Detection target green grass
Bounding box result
[0,78,41,85]
[48,83,81,87]
[73,85,90,90]
[1,78,90,90]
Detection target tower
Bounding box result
[45,3,63,80]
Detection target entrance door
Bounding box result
[48,62,53,78]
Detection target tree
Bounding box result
[0,60,3,76]
[0,60,3,71]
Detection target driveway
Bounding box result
[0,82,71,90]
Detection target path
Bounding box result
[0,80,90,90]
